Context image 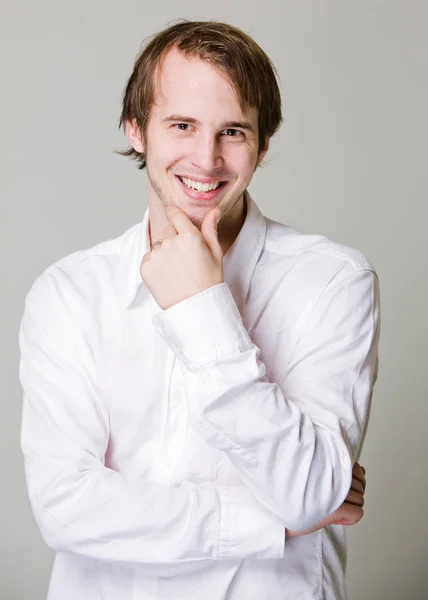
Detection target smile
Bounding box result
[177,176,226,193]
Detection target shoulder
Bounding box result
[248,218,380,351]
[23,223,141,323]
[263,217,377,283]
[253,218,379,332]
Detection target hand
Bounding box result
[140,206,224,310]
[286,462,366,538]
[329,461,366,526]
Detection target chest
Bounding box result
[99,294,294,485]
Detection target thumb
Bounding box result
[201,208,222,258]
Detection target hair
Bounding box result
[118,20,283,169]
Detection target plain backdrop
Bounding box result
[1,1,427,598]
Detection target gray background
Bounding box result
[1,1,427,598]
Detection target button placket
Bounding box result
[149,351,188,484]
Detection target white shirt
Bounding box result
[19,193,380,600]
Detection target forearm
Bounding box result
[183,359,351,531]
[153,274,379,531]
[19,276,285,574]
[153,286,349,530]
[24,453,284,571]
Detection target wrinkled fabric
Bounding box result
[19,193,380,599]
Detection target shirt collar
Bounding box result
[121,191,267,311]
[222,191,267,312]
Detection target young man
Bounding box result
[19,21,379,600]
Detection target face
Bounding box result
[126,48,269,228]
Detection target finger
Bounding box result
[344,490,364,508]
[335,506,364,526]
[150,240,163,251]
[165,205,199,234]
[352,463,366,491]
[201,209,222,259]
[350,476,364,495]
[163,225,178,239]
[353,462,364,476]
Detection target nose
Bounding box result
[191,132,223,173]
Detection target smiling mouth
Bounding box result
[177,176,227,193]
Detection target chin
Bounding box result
[183,212,205,229]
[178,202,212,228]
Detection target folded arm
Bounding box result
[19,273,285,572]
[152,268,380,531]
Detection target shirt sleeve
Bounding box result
[152,268,380,532]
[19,272,285,572]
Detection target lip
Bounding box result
[175,175,229,202]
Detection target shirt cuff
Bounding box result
[151,283,252,370]
[218,486,285,560]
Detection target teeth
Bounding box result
[181,177,221,192]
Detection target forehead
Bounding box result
[153,47,257,123]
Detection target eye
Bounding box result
[174,123,191,131]
[221,128,243,138]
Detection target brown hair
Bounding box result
[118,20,283,169]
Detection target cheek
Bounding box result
[227,146,258,177]
[147,135,182,167]
[161,134,192,166]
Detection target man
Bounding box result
[19,20,379,600]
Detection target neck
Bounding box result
[217,195,247,255]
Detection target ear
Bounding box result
[256,138,270,168]
[125,119,145,153]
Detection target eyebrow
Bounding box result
[162,114,256,133]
